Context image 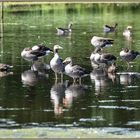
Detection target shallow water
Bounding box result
[1,2,140,137]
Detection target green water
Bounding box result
[0,2,140,137]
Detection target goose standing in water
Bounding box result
[91,36,114,48]
[103,23,118,33]
[123,26,132,39]
[63,57,88,84]
[50,45,64,80]
[21,44,53,62]
[90,48,117,68]
[120,48,140,69]
[56,23,72,36]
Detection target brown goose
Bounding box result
[120,48,140,69]
[63,57,88,84]
[91,36,114,48]
[0,63,13,71]
[21,44,53,62]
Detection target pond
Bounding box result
[0,2,140,138]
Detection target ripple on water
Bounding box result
[88,105,138,110]
[126,121,140,126]
[79,116,105,122]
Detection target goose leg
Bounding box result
[61,73,63,84]
[127,62,130,70]
[55,72,58,80]
[79,77,82,85]
[73,78,76,84]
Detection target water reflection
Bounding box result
[117,72,140,86]
[64,83,86,108]
[90,67,116,95]
[0,71,13,78]
[21,70,39,87]
[50,80,67,115]
[31,61,50,77]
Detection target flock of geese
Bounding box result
[1,23,140,83]
[20,23,140,83]
[1,23,140,115]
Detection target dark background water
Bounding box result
[0,2,140,134]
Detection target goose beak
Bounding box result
[63,60,67,64]
[58,46,63,50]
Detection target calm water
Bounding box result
[1,2,140,136]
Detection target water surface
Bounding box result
[1,2,140,137]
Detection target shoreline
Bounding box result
[0,127,140,138]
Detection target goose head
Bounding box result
[68,23,72,29]
[122,48,129,53]
[53,45,63,53]
[63,57,72,65]
[126,26,132,30]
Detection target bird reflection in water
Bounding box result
[22,61,50,87]
[31,61,50,78]
[90,67,116,96]
[21,70,39,87]
[117,72,140,86]
[50,80,68,116]
[64,83,86,108]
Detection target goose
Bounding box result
[21,44,53,62]
[107,62,117,73]
[123,26,132,39]
[50,45,64,80]
[103,23,118,33]
[91,36,114,48]
[56,23,72,36]
[90,48,117,68]
[0,63,13,71]
[63,57,88,84]
[120,48,140,69]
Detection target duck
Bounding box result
[91,36,114,48]
[56,23,72,36]
[50,45,64,80]
[90,47,117,68]
[120,48,140,69]
[63,57,88,84]
[103,23,118,33]
[0,63,13,71]
[21,44,53,62]
[123,26,132,39]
